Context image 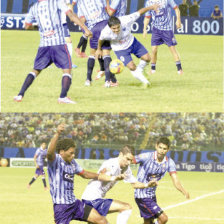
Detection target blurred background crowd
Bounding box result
[0,113,223,151]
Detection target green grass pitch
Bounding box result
[1,30,223,112]
[0,167,223,224]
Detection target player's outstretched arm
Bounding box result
[79,170,124,182]
[170,173,190,199]
[67,11,92,38]
[138,4,159,16]
[131,180,158,189]
[47,124,65,162]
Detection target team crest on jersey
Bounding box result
[119,56,125,62]
[63,171,74,183]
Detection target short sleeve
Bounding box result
[110,0,120,11]
[120,12,140,26]
[58,0,71,15]
[25,6,36,25]
[134,152,150,164]
[99,27,111,41]
[168,158,176,173]
[123,167,137,183]
[168,0,178,9]
[73,160,84,174]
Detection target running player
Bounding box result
[143,0,183,74]
[96,4,159,87]
[47,124,123,224]
[133,137,190,224]
[82,145,157,224]
[95,0,128,81]
[27,142,48,190]
[13,0,92,104]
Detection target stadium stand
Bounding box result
[0,113,223,151]
[1,0,223,17]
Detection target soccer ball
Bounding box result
[109,59,124,74]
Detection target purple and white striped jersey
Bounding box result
[134,151,176,199]
[47,154,84,204]
[145,0,178,31]
[110,0,127,17]
[25,0,71,47]
[35,147,47,167]
[72,0,109,30]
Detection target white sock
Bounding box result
[130,69,149,84]
[67,42,73,57]
[116,209,132,224]
[137,59,148,72]
[154,220,159,224]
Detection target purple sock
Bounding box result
[18,72,36,96]
[60,74,72,98]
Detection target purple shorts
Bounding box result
[34,45,72,70]
[35,167,45,176]
[114,37,148,66]
[54,199,92,224]
[90,20,111,50]
[82,198,113,216]
[135,197,163,219]
[151,27,177,47]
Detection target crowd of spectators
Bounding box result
[0,113,223,151]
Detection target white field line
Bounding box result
[169,216,224,221]
[164,189,224,211]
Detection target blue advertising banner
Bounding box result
[1,13,223,36]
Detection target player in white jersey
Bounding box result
[13,0,92,104]
[96,4,159,87]
[47,124,123,224]
[133,137,190,224]
[27,142,48,190]
[94,0,128,81]
[143,0,183,74]
[82,145,157,224]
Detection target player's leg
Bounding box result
[86,48,96,86]
[75,34,88,57]
[163,30,183,74]
[13,46,52,101]
[151,46,158,74]
[86,207,109,224]
[108,199,132,224]
[39,167,47,190]
[168,45,183,74]
[27,173,39,189]
[52,45,75,104]
[156,212,168,224]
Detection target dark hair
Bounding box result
[121,145,135,155]
[108,16,121,27]
[156,137,170,148]
[56,138,76,153]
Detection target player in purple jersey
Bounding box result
[47,124,123,224]
[27,142,48,190]
[13,0,92,104]
[143,0,183,75]
[133,137,190,224]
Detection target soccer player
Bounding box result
[47,124,123,224]
[94,0,128,81]
[27,142,48,190]
[143,0,183,74]
[133,137,190,224]
[81,145,157,224]
[74,0,118,88]
[96,4,159,87]
[13,0,92,104]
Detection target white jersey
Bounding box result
[82,157,137,200]
[25,0,71,47]
[99,12,140,51]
